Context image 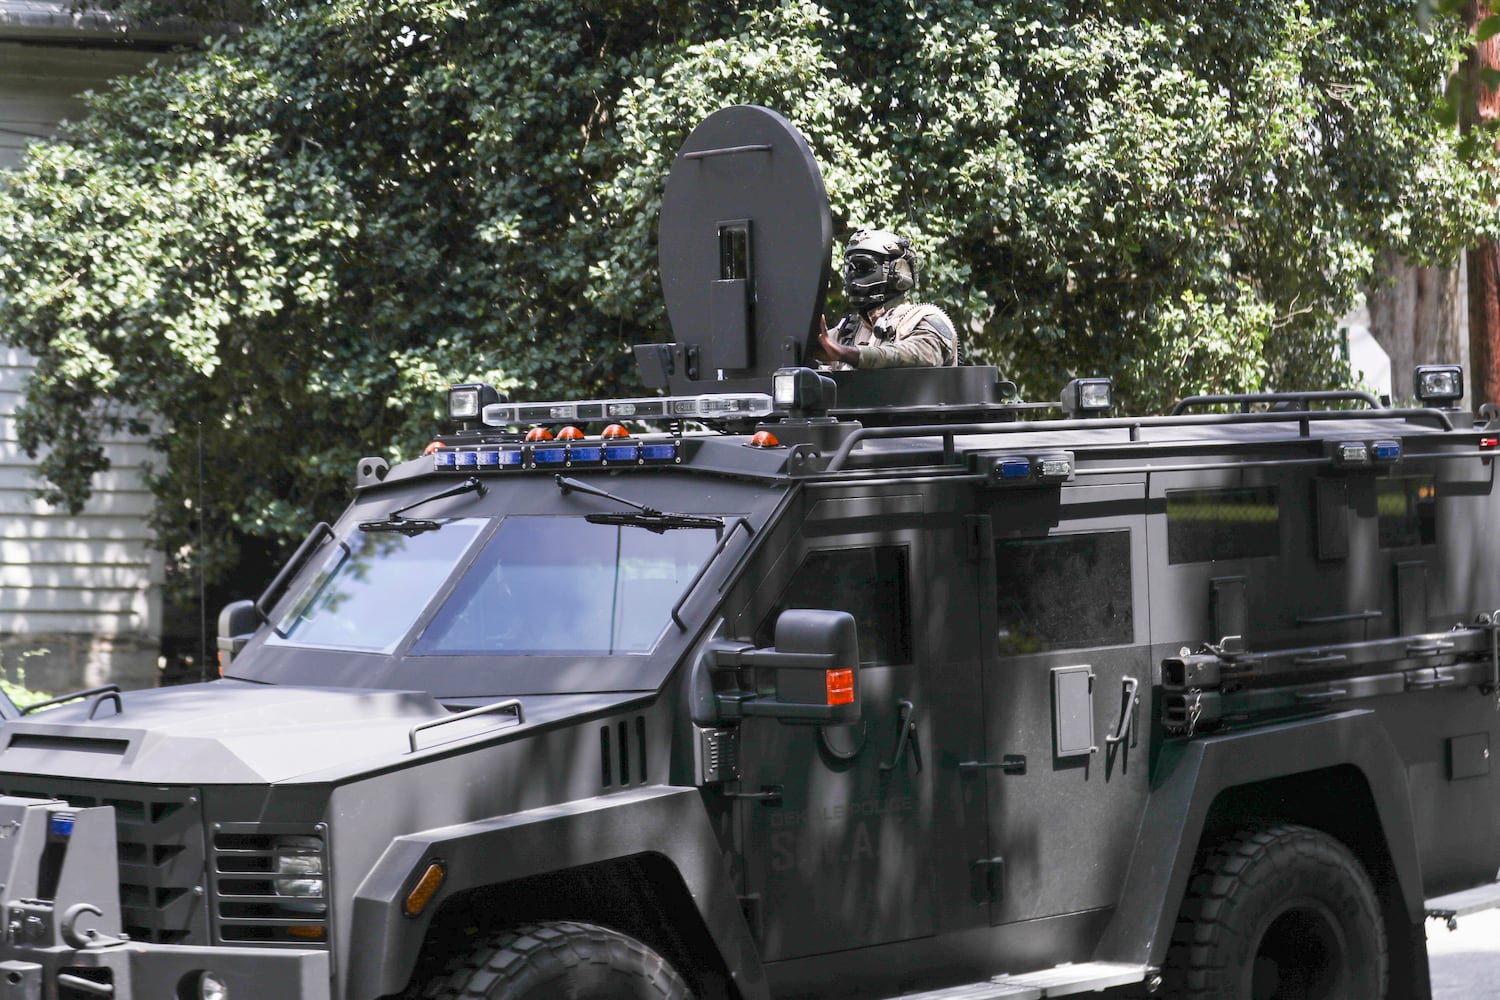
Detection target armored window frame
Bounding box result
[1166,485,1281,564]
[753,545,913,667]
[1376,475,1437,549]
[992,530,1134,654]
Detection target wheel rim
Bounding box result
[1250,899,1347,1000]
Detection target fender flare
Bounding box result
[1096,709,1423,967]
[344,785,767,1000]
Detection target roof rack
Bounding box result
[821,405,1456,474]
[1168,390,1383,415]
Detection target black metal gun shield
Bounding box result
[658,105,832,388]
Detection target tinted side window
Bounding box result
[994,531,1133,655]
[756,546,912,666]
[1167,487,1280,564]
[1377,476,1436,548]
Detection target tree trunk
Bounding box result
[1366,251,1465,404]
[1465,2,1500,409]
[1469,247,1500,408]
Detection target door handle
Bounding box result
[880,700,923,774]
[1105,676,1139,748]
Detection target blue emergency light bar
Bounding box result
[434,438,683,473]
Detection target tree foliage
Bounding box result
[0,0,1493,594]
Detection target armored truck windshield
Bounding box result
[226,458,784,697]
[266,515,722,657]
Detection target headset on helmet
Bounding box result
[842,228,917,310]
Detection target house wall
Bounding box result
[0,39,166,168]
[0,30,181,693]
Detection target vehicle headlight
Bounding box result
[197,971,229,1000]
[272,835,325,903]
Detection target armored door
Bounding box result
[730,494,937,961]
[972,480,1151,926]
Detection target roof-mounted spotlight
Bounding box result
[448,383,504,426]
[1060,377,1113,418]
[773,367,838,418]
[1413,365,1464,408]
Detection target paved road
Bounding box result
[1429,907,1500,999]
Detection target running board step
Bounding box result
[881,962,1150,999]
[1425,880,1500,928]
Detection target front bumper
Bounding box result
[0,795,331,999]
[0,943,329,1000]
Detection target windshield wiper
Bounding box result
[360,477,488,535]
[555,475,724,534]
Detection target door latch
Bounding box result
[880,700,923,774]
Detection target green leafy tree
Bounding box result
[0,0,1492,600]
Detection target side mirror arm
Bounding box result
[690,610,861,726]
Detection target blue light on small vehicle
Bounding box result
[49,813,75,838]
[604,443,641,463]
[498,449,524,468]
[533,446,567,465]
[476,450,501,468]
[998,458,1031,479]
[433,450,457,470]
[569,445,604,464]
[641,443,677,462]
[455,450,478,469]
[1371,440,1401,462]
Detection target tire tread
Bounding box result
[1161,822,1387,1000]
[422,919,693,1000]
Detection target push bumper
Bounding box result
[0,944,330,999]
[0,795,333,999]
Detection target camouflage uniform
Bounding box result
[829,299,958,370]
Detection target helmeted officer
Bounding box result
[815,228,958,369]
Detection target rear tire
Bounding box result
[1162,823,1386,1000]
[420,920,694,1000]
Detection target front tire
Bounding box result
[1162,823,1387,1000]
[421,920,694,1000]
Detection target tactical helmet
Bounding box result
[842,229,917,310]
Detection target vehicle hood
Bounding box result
[0,681,645,785]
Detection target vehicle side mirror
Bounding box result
[217,599,259,671]
[696,609,861,725]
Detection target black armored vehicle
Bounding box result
[0,106,1498,1000]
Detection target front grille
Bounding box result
[0,779,207,944]
[212,825,330,946]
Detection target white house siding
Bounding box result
[0,7,193,692]
[0,347,164,691]
[0,40,164,167]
